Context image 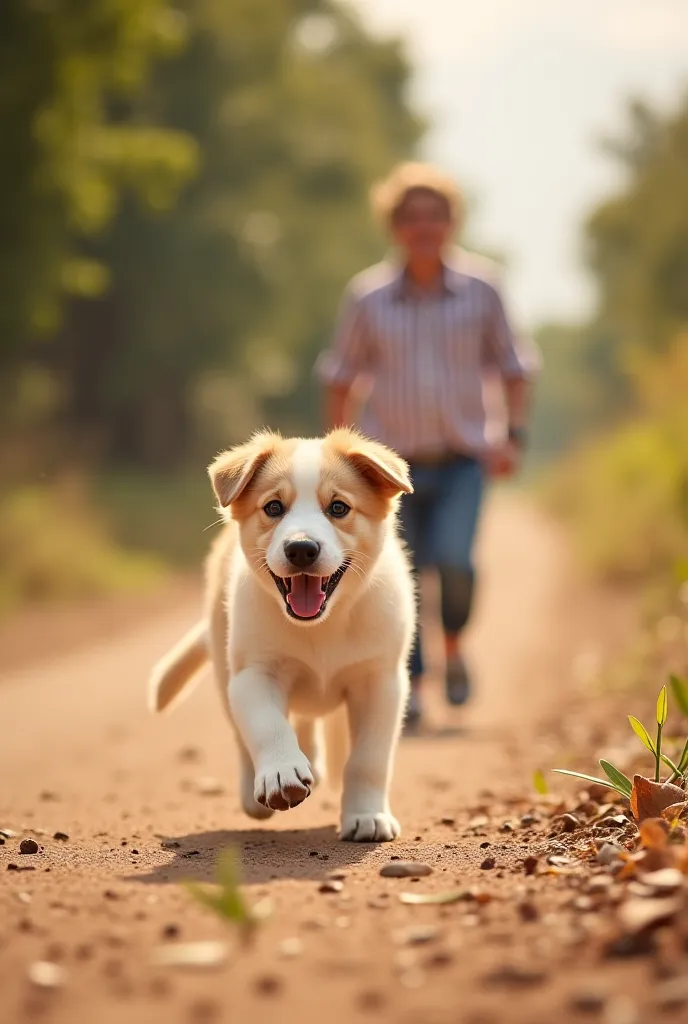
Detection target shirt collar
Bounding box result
[390,258,467,301]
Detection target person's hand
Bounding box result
[485,439,522,479]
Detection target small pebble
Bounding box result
[318,880,343,894]
[480,857,496,871]
[254,974,283,996]
[53,832,69,841]
[27,961,65,989]
[440,817,456,826]
[162,924,180,940]
[518,901,539,923]
[329,869,347,881]
[569,985,608,1013]
[523,856,538,876]
[20,839,39,855]
[379,861,433,879]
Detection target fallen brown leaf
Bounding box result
[638,817,670,848]
[618,895,683,935]
[630,777,685,824]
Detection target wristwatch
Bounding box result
[508,425,528,448]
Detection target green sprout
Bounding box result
[553,680,687,796]
[185,849,272,943]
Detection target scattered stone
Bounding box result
[254,974,283,996]
[556,814,581,833]
[568,984,608,1013]
[0,828,18,839]
[39,791,59,802]
[53,832,69,841]
[379,861,433,879]
[196,777,224,796]
[546,855,574,868]
[104,890,120,900]
[468,815,489,829]
[162,924,180,940]
[523,856,538,876]
[20,839,39,855]
[277,937,303,958]
[517,901,539,923]
[27,961,65,989]
[329,869,347,881]
[656,976,688,1011]
[597,842,625,866]
[520,814,538,827]
[480,857,496,870]
[393,925,441,946]
[357,989,385,1012]
[16,892,32,905]
[178,745,201,762]
[602,995,639,1024]
[7,864,19,871]
[161,841,181,850]
[499,822,515,833]
[440,817,456,826]
[587,875,614,893]
[318,880,343,894]
[483,963,547,988]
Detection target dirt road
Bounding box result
[0,494,629,1024]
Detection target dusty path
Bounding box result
[1,494,615,1024]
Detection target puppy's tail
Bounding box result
[148,620,209,713]
[323,705,350,792]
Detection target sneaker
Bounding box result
[445,657,471,706]
[403,682,422,733]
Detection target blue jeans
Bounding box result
[399,456,484,680]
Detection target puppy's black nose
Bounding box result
[284,538,321,569]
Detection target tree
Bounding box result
[56,0,423,465]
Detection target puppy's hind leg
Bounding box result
[293,716,324,787]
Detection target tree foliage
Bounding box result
[1,0,422,469]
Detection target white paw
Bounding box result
[254,756,314,812]
[241,772,274,820]
[339,811,400,842]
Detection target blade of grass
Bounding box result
[660,753,685,784]
[551,769,620,794]
[628,716,656,754]
[670,675,688,719]
[677,737,688,774]
[533,769,548,795]
[599,759,633,799]
[657,685,668,726]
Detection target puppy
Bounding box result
[148,428,415,842]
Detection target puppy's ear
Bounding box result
[208,431,278,508]
[344,436,413,498]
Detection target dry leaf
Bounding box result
[661,802,688,825]
[618,896,682,935]
[630,777,685,823]
[639,817,670,848]
[398,890,469,906]
[633,868,685,895]
[151,941,227,968]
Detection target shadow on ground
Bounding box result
[127,825,375,887]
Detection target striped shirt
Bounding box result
[316,252,540,459]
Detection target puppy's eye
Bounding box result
[328,500,350,519]
[264,500,285,518]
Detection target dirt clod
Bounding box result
[318,880,343,894]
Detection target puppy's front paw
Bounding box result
[339,812,400,843]
[254,756,314,812]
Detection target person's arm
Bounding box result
[482,283,540,473]
[315,284,373,430]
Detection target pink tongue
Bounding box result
[287,575,325,618]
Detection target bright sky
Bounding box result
[349,0,688,329]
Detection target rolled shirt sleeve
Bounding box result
[315,284,374,387]
[482,282,541,379]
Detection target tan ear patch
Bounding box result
[208,431,281,508]
[325,428,413,499]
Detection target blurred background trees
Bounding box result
[1,0,686,607]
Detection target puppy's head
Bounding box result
[208,428,411,625]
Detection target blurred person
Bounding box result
[316,162,540,729]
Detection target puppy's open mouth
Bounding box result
[269,565,348,621]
